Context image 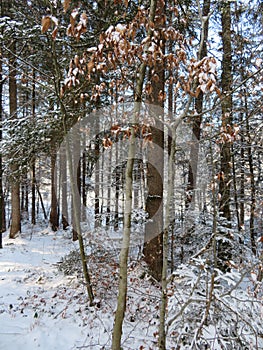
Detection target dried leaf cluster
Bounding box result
[102,123,152,149]
[67,9,88,40]
[41,15,58,40]
[54,5,221,103]
[217,124,240,143]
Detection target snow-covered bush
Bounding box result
[166,260,263,349]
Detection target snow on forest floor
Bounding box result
[1,225,263,350]
[0,226,160,350]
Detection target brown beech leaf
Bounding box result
[60,85,65,98]
[145,82,153,95]
[87,60,94,74]
[215,87,221,97]
[217,171,224,181]
[102,137,113,149]
[123,128,131,139]
[158,90,166,102]
[70,8,78,28]
[41,16,51,33]
[74,55,79,67]
[51,27,58,40]
[63,0,71,12]
[143,134,153,146]
[66,24,73,36]
[111,125,121,136]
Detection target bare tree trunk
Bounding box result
[60,144,69,229]
[94,118,100,228]
[143,123,164,281]
[106,148,112,227]
[72,125,81,241]
[82,138,87,221]
[240,138,245,230]
[143,0,165,281]
[186,0,210,208]
[158,1,212,347]
[0,1,6,246]
[31,68,36,225]
[245,110,257,255]
[8,33,20,238]
[9,173,20,238]
[114,145,120,230]
[112,1,158,348]
[111,120,136,350]
[65,131,94,304]
[36,185,47,220]
[50,142,59,231]
[158,130,176,350]
[231,147,240,231]
[48,29,93,303]
[218,0,233,271]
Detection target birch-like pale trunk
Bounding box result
[111,1,158,348]
[158,98,193,350]
[158,2,213,347]
[60,144,69,229]
[111,119,136,350]
[49,35,94,304]
[65,131,94,304]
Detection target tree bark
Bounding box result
[31,68,36,225]
[71,125,81,241]
[111,1,158,348]
[114,145,120,230]
[65,132,94,304]
[218,0,233,271]
[61,144,69,230]
[106,148,112,227]
[50,142,59,231]
[245,107,257,255]
[0,0,6,246]
[143,124,164,281]
[143,0,165,281]
[111,120,136,350]
[8,28,21,238]
[94,126,100,228]
[186,0,210,208]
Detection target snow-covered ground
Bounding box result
[0,226,159,350]
[1,225,262,350]
[0,228,92,349]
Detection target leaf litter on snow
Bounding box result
[0,226,162,350]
